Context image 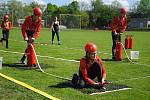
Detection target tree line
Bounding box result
[0,0,149,29]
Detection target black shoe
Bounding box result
[112,56,115,60]
[72,74,79,87]
[33,64,37,67]
[20,60,25,64]
[20,55,26,64]
[58,43,61,45]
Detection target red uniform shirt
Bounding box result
[21,15,42,39]
[111,15,127,33]
[1,21,12,31]
[80,56,106,85]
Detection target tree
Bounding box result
[136,0,150,18]
[110,0,122,18]
[57,6,68,14]
[111,0,122,8]
[89,0,103,27]
[7,0,24,26]
[67,1,80,14]
[89,0,115,28]
[80,11,89,28]
[46,3,58,14]
[79,1,91,11]
[6,0,45,26]
[92,0,103,12]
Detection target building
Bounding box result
[128,18,150,29]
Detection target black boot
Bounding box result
[20,54,26,64]
[112,48,116,60]
[6,40,8,48]
[72,73,79,87]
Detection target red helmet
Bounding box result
[4,15,9,20]
[120,8,127,14]
[85,42,97,52]
[33,7,42,16]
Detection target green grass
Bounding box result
[0,28,150,100]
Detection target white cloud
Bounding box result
[33,0,45,5]
[104,0,130,8]
[73,0,92,4]
[16,0,46,5]
[104,0,114,5]
[117,0,129,8]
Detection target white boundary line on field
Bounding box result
[0,49,80,63]
[10,39,150,66]
[90,76,150,95]
[0,49,150,83]
[9,39,112,55]
[114,75,150,83]
[90,88,132,95]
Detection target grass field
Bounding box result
[0,28,150,100]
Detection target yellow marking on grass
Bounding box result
[0,73,60,100]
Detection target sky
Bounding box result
[1,0,141,9]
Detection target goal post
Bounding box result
[59,14,81,29]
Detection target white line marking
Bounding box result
[0,50,24,54]
[9,39,112,55]
[0,49,79,63]
[90,88,131,95]
[114,76,150,82]
[0,50,150,82]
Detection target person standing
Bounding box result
[51,16,61,45]
[0,15,12,48]
[20,7,42,67]
[111,8,128,60]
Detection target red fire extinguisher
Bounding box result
[125,35,133,49]
[27,43,36,67]
[125,35,130,49]
[129,35,133,49]
[115,42,122,61]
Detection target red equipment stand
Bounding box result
[27,43,36,67]
[115,42,122,61]
[125,35,133,49]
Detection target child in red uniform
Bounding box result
[72,42,108,89]
[20,7,42,67]
[0,15,12,48]
[111,8,128,60]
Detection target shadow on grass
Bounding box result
[49,81,131,94]
[3,63,27,68]
[102,58,136,62]
[102,58,114,61]
[48,81,73,88]
[73,58,131,62]
[2,63,55,70]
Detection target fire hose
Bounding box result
[30,44,72,81]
